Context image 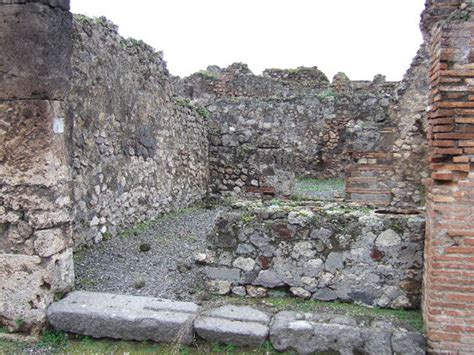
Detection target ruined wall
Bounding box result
[202,202,425,310]
[176,64,406,197]
[67,16,209,247]
[346,46,430,208]
[421,0,474,353]
[0,0,74,333]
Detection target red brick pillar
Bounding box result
[423,2,474,352]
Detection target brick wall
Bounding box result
[422,1,474,352]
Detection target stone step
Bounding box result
[194,305,271,347]
[47,291,198,344]
[270,311,426,355]
[47,291,426,354]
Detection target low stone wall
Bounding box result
[202,201,425,309]
[67,16,209,247]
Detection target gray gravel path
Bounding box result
[74,207,223,302]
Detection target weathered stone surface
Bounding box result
[47,291,198,344]
[207,280,231,295]
[270,311,425,355]
[205,267,241,283]
[0,250,73,332]
[0,3,72,99]
[195,305,270,347]
[376,229,401,248]
[33,228,67,257]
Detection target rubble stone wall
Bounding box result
[67,16,210,247]
[203,202,425,310]
[176,62,429,206]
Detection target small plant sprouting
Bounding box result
[270,198,283,206]
[197,106,211,119]
[15,319,26,328]
[241,211,256,224]
[212,342,224,352]
[198,69,218,79]
[317,88,336,101]
[263,340,275,353]
[225,343,235,354]
[129,38,144,48]
[39,329,67,347]
[175,98,192,107]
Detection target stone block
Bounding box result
[0,101,70,187]
[0,3,72,99]
[34,228,66,257]
[47,291,199,344]
[0,251,73,332]
[270,311,425,355]
[195,305,270,347]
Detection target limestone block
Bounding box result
[195,305,270,347]
[0,101,70,188]
[34,228,66,257]
[0,255,49,331]
[47,291,199,344]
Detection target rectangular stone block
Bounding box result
[47,291,199,344]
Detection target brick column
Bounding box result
[0,0,74,333]
[423,1,474,352]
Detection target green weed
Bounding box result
[197,106,211,119]
[38,330,67,347]
[317,88,336,100]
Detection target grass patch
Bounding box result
[38,330,67,348]
[0,336,293,354]
[296,178,345,193]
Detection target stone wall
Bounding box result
[0,0,75,333]
[421,0,474,352]
[66,16,209,247]
[176,62,428,206]
[346,46,430,208]
[201,201,425,310]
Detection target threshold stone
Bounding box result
[47,291,199,344]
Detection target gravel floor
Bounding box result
[74,207,223,302]
[294,178,345,201]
